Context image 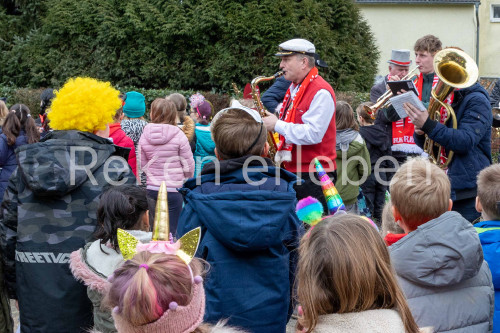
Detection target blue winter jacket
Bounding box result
[0,131,28,202]
[177,156,304,333]
[476,220,500,333]
[261,77,291,113]
[415,83,492,197]
[193,124,216,177]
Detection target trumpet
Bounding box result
[250,71,284,165]
[363,66,420,119]
[423,48,478,168]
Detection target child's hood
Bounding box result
[195,125,215,153]
[336,129,365,157]
[389,211,484,287]
[15,130,121,197]
[142,123,183,146]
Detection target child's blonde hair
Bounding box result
[335,101,359,131]
[381,200,404,236]
[211,108,266,160]
[0,100,9,126]
[477,164,500,220]
[297,214,418,333]
[390,158,450,230]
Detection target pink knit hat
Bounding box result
[112,282,205,333]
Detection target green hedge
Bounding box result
[0,0,379,93]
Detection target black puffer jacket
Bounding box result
[359,124,392,168]
[0,130,135,333]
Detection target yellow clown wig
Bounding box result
[48,77,121,133]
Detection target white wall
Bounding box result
[358,4,478,78]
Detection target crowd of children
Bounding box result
[0,76,499,333]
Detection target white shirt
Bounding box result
[274,84,335,145]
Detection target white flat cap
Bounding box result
[276,39,316,56]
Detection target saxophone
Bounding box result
[250,71,284,165]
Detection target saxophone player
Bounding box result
[262,38,337,210]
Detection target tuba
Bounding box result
[423,48,478,168]
[250,71,283,164]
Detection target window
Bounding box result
[492,4,500,22]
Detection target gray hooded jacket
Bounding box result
[389,211,494,332]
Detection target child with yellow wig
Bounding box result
[0,77,136,332]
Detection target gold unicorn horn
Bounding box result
[152,182,169,241]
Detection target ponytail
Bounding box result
[2,112,21,146]
[4,104,40,145]
[121,260,163,325]
[25,115,40,144]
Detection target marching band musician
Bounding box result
[375,35,443,168]
[262,38,337,210]
[370,49,411,103]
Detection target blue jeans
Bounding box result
[147,189,183,237]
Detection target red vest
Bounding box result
[283,76,337,173]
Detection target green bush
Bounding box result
[0,0,379,92]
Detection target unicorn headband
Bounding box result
[117,182,201,282]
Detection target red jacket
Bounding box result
[283,76,337,173]
[109,123,137,175]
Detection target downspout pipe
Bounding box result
[475,1,480,69]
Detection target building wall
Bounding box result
[479,0,500,77]
[357,4,478,78]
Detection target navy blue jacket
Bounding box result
[261,77,291,113]
[177,156,303,333]
[415,83,492,197]
[475,220,500,333]
[0,131,28,202]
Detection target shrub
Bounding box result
[0,0,379,92]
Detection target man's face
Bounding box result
[415,50,434,74]
[388,64,410,79]
[279,54,307,84]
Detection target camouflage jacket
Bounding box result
[0,130,136,333]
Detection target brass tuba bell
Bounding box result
[423,48,478,168]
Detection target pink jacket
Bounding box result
[139,124,195,190]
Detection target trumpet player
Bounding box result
[375,35,442,168]
[262,38,336,211]
[370,49,412,103]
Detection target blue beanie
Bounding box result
[123,91,146,118]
